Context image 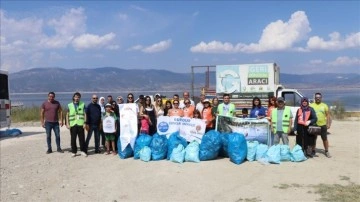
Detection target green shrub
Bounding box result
[330,101,346,120]
[11,106,41,123]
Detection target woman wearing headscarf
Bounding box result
[98,97,106,149]
[294,97,317,158]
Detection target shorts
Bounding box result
[105,133,115,141]
[318,125,328,141]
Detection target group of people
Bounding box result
[40,90,331,159]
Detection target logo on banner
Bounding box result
[158,121,169,132]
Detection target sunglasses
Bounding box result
[185,102,190,104]
[173,103,179,105]
[92,97,98,99]
[128,97,133,99]
[117,98,123,100]
[315,96,322,98]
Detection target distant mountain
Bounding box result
[9,67,360,93]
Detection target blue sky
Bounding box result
[1,1,359,74]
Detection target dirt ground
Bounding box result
[1,120,359,202]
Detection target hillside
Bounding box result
[9,67,360,93]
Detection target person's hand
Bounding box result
[294,131,298,135]
[327,125,331,129]
[66,124,70,130]
[85,124,89,131]
[306,120,311,126]
[41,122,45,128]
[59,121,64,127]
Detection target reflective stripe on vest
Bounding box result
[218,103,235,117]
[297,108,310,126]
[271,106,291,133]
[68,102,85,127]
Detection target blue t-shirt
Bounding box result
[249,106,266,118]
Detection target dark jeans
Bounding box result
[70,125,85,154]
[45,121,61,150]
[85,124,100,152]
[115,120,120,151]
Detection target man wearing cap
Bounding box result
[270,97,293,145]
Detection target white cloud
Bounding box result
[190,11,311,53]
[106,45,120,50]
[48,7,87,36]
[328,56,360,66]
[128,39,171,53]
[127,45,143,51]
[117,13,128,21]
[307,32,360,50]
[130,5,147,12]
[142,39,172,53]
[309,59,323,65]
[72,33,116,50]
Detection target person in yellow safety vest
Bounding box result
[270,97,293,145]
[66,92,87,158]
[217,93,236,117]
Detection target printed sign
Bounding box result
[216,115,271,145]
[157,116,206,143]
[102,116,116,133]
[216,63,275,94]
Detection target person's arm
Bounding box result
[326,106,331,129]
[66,110,70,129]
[293,109,299,133]
[58,105,63,127]
[40,106,45,128]
[309,108,317,125]
[83,109,87,129]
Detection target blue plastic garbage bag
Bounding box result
[185,141,200,163]
[134,134,153,159]
[280,145,291,161]
[0,128,22,138]
[150,134,168,161]
[140,146,151,162]
[265,145,281,164]
[219,133,229,157]
[290,144,307,162]
[256,144,269,161]
[167,132,187,160]
[170,144,185,164]
[199,130,222,161]
[228,133,247,165]
[247,141,259,162]
[117,138,134,159]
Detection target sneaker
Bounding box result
[94,150,101,154]
[46,149,52,154]
[81,151,88,157]
[57,148,64,153]
[325,151,332,158]
[312,151,318,157]
[71,153,76,158]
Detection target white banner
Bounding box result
[157,116,206,143]
[119,103,138,151]
[216,115,271,145]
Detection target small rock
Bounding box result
[10,192,18,195]
[19,185,24,189]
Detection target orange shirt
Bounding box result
[183,105,195,118]
[168,108,184,117]
[202,107,213,128]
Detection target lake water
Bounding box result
[10,88,360,111]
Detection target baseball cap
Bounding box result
[139,95,144,99]
[105,103,112,108]
[203,99,210,103]
[277,97,285,102]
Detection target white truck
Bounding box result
[0,69,11,129]
[214,63,306,118]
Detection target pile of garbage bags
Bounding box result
[118,130,307,165]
